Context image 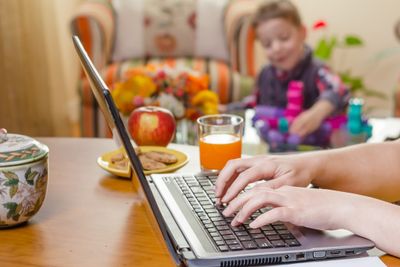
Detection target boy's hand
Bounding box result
[290,109,323,138]
[290,100,335,138]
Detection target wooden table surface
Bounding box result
[0,138,398,267]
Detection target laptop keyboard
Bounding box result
[173,174,301,252]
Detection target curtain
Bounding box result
[0,0,82,136]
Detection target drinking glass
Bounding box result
[197,114,243,172]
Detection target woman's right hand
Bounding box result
[215,154,319,204]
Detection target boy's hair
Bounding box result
[252,0,302,28]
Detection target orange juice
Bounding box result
[199,134,242,171]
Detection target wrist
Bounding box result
[312,100,335,121]
[305,150,329,186]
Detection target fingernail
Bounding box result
[222,209,230,217]
[231,219,238,227]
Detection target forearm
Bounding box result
[309,99,335,121]
[343,197,400,257]
[311,141,400,202]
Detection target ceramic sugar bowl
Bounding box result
[0,129,49,228]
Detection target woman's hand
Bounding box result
[223,184,400,257]
[215,154,318,204]
[223,185,361,231]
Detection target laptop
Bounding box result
[72,35,374,266]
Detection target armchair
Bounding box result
[71,0,261,137]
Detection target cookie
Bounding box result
[143,151,178,164]
[139,155,167,170]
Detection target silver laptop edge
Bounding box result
[72,35,374,267]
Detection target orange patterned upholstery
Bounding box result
[71,0,260,137]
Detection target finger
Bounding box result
[215,158,254,198]
[222,186,274,217]
[289,117,303,133]
[231,190,286,226]
[249,207,294,228]
[222,191,253,217]
[221,161,277,203]
[261,173,295,189]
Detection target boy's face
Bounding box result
[256,18,306,72]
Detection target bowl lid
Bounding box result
[0,129,49,167]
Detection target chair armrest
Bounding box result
[224,0,259,77]
[70,0,115,70]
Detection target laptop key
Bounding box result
[235,231,248,236]
[250,233,265,239]
[261,225,273,231]
[280,234,295,240]
[255,238,273,248]
[218,245,229,252]
[286,239,301,247]
[238,235,252,241]
[230,225,245,231]
[216,225,230,231]
[214,221,227,226]
[271,240,286,247]
[213,236,223,241]
[273,224,287,230]
[242,241,258,250]
[215,240,226,246]
[220,230,233,235]
[222,235,236,240]
[267,234,281,241]
[263,230,277,236]
[248,229,262,234]
[226,239,239,245]
[204,223,214,229]
[229,244,243,251]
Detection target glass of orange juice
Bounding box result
[197,114,243,172]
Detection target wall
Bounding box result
[255,0,400,116]
[0,0,82,136]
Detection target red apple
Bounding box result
[128,106,176,146]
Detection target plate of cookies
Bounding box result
[97,146,189,178]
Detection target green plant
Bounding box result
[312,20,386,100]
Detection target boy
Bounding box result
[228,0,349,138]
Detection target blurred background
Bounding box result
[0,0,399,137]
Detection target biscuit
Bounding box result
[139,155,167,170]
[142,151,178,164]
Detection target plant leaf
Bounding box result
[9,185,18,199]
[344,35,363,46]
[4,178,19,187]
[3,202,17,219]
[314,37,337,61]
[3,171,18,180]
[25,168,38,186]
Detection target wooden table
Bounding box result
[0,138,398,267]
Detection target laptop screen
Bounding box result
[72,35,181,265]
